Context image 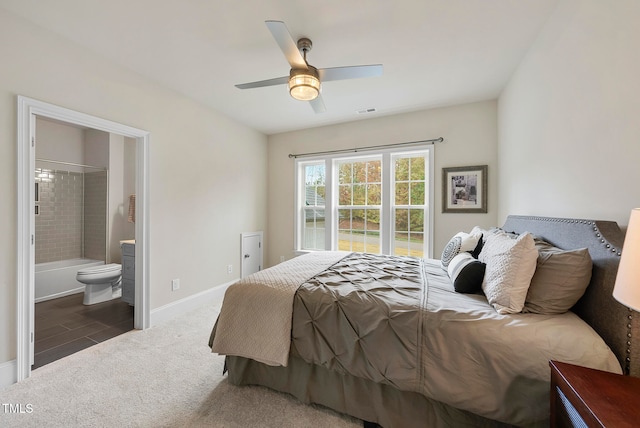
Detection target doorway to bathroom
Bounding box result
[17,96,150,381]
[31,116,135,369]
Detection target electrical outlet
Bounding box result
[227,264,233,274]
[171,278,180,291]
[280,256,285,263]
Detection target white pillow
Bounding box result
[478,231,538,314]
[440,231,482,270]
[470,225,488,237]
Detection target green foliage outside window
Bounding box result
[338,160,382,226]
[298,149,429,257]
[394,156,426,233]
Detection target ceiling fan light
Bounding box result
[289,67,320,101]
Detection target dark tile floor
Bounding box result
[33,293,134,369]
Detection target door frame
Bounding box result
[16,95,151,382]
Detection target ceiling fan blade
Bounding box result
[318,65,383,82]
[265,20,308,70]
[309,95,326,114]
[235,76,289,89]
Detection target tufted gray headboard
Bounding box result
[502,215,639,377]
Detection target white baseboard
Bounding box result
[0,359,17,391]
[149,280,234,327]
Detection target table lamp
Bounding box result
[613,208,640,311]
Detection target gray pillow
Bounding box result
[523,238,592,315]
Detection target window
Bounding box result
[392,154,426,257]
[337,157,382,253]
[301,162,326,251]
[295,147,433,258]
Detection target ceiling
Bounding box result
[1,0,560,135]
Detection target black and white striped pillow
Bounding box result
[447,252,486,294]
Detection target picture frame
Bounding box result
[442,165,487,213]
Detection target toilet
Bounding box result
[76,263,122,305]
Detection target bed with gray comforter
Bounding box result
[209,216,639,427]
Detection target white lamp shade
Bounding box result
[613,208,640,311]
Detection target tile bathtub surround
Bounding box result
[34,169,108,264]
[35,169,84,264]
[83,171,107,261]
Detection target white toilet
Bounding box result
[76,263,122,305]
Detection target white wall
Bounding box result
[35,118,85,172]
[498,0,640,227]
[267,100,498,267]
[107,133,126,264]
[84,128,109,169]
[0,9,267,366]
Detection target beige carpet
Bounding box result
[0,299,361,428]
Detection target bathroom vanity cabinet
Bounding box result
[121,241,135,306]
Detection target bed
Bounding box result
[209,215,640,427]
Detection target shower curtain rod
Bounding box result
[36,158,106,170]
[287,137,444,159]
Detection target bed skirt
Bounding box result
[225,355,527,428]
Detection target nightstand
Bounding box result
[550,360,640,427]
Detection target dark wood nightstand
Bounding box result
[550,360,640,427]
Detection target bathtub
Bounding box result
[35,258,105,303]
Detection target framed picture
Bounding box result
[442,165,487,213]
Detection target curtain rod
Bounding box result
[36,158,106,170]
[288,137,444,159]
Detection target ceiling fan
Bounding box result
[235,20,383,113]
